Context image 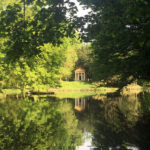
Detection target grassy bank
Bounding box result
[59,81,96,89]
[1,89,22,95]
[50,81,117,98]
[0,89,22,99]
[0,81,144,99]
[0,81,117,97]
[59,81,117,91]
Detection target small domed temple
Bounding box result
[75,67,86,81]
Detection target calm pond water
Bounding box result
[0,93,150,150]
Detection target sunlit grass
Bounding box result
[1,89,22,95]
[58,81,117,92]
[51,81,117,98]
[59,81,97,89]
[0,81,117,97]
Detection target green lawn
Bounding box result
[59,81,97,89]
[1,89,22,95]
[51,81,117,98]
[58,81,117,92]
[0,81,117,97]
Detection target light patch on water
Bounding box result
[109,146,139,150]
[127,146,139,150]
[76,132,97,150]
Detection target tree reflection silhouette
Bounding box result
[92,95,150,150]
[75,94,150,150]
[0,97,83,150]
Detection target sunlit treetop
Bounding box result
[0,0,79,61]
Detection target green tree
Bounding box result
[59,37,82,80]
[0,0,77,61]
[1,42,67,88]
[76,44,93,80]
[78,0,150,88]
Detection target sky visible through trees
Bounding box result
[70,0,90,17]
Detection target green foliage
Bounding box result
[76,44,93,79]
[0,0,20,12]
[0,0,84,88]
[78,0,150,87]
[0,32,85,88]
[1,89,21,95]
[59,36,82,80]
[0,42,67,88]
[0,0,88,88]
[0,0,77,60]
[0,0,81,88]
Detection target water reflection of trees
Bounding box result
[75,97,98,133]
[92,96,139,149]
[103,96,140,127]
[92,94,150,150]
[75,94,150,150]
[0,98,83,150]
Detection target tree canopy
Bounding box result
[78,0,150,87]
[0,36,82,88]
[0,0,77,61]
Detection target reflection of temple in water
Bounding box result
[75,98,86,112]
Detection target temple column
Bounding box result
[83,73,85,80]
[75,73,78,81]
[77,73,79,81]
[75,73,77,81]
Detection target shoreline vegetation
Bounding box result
[0,81,145,99]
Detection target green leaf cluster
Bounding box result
[78,0,150,87]
[59,36,82,80]
[0,33,83,88]
[0,0,77,60]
